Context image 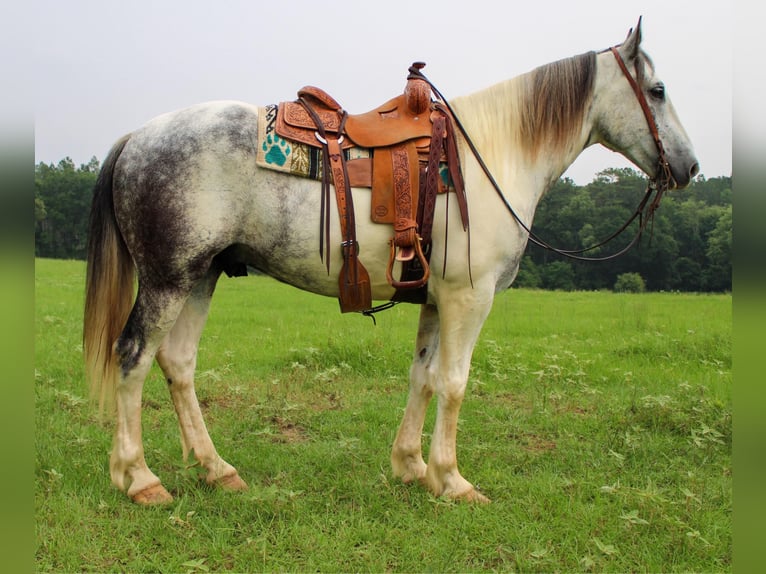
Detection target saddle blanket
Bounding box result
[256,104,369,180]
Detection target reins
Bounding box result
[408,46,675,263]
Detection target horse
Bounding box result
[84,19,698,505]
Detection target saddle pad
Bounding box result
[256,104,370,179]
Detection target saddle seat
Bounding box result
[273,63,468,313]
[276,81,435,148]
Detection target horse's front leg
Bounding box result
[155,275,247,493]
[425,287,493,502]
[391,304,440,483]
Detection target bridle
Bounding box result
[608,46,675,210]
[409,46,676,263]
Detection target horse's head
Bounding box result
[591,18,699,189]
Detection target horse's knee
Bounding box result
[408,374,434,400]
[409,352,438,395]
[158,358,195,389]
[436,379,468,406]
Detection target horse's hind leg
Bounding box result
[111,285,190,505]
[155,270,247,492]
[391,304,439,483]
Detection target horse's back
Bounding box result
[116,100,261,186]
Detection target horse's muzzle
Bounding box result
[670,159,700,189]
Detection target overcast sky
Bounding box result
[30,0,731,184]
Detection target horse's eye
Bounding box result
[650,84,665,101]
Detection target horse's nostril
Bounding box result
[689,162,700,179]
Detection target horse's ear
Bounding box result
[620,16,643,62]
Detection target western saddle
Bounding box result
[275,62,468,312]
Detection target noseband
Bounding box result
[409,47,675,263]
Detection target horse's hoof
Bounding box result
[461,488,491,504]
[399,469,428,485]
[392,456,428,485]
[215,472,248,491]
[441,485,491,504]
[131,484,174,505]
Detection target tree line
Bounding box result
[516,168,731,292]
[35,157,99,260]
[35,159,731,292]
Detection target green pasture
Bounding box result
[35,258,731,572]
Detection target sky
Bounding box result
[29,0,732,185]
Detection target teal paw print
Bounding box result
[263,134,291,167]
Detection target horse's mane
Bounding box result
[453,51,598,164]
[517,51,597,159]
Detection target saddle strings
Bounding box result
[407,54,673,263]
[298,95,342,273]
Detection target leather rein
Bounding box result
[409,47,675,263]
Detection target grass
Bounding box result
[35,258,731,572]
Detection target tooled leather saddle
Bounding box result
[274,62,468,313]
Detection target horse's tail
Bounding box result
[83,133,134,413]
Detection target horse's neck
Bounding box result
[451,73,593,218]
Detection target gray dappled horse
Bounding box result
[84,20,698,504]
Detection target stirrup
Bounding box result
[386,236,430,290]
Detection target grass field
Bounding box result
[35,258,731,572]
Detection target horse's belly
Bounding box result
[233,172,397,301]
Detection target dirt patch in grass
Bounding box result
[509,431,557,454]
[269,415,308,443]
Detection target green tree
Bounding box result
[35,195,47,224]
[513,256,541,288]
[35,157,99,259]
[614,272,646,293]
[540,260,575,291]
[523,169,731,292]
[703,206,732,291]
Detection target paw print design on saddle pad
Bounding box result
[262,134,291,167]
